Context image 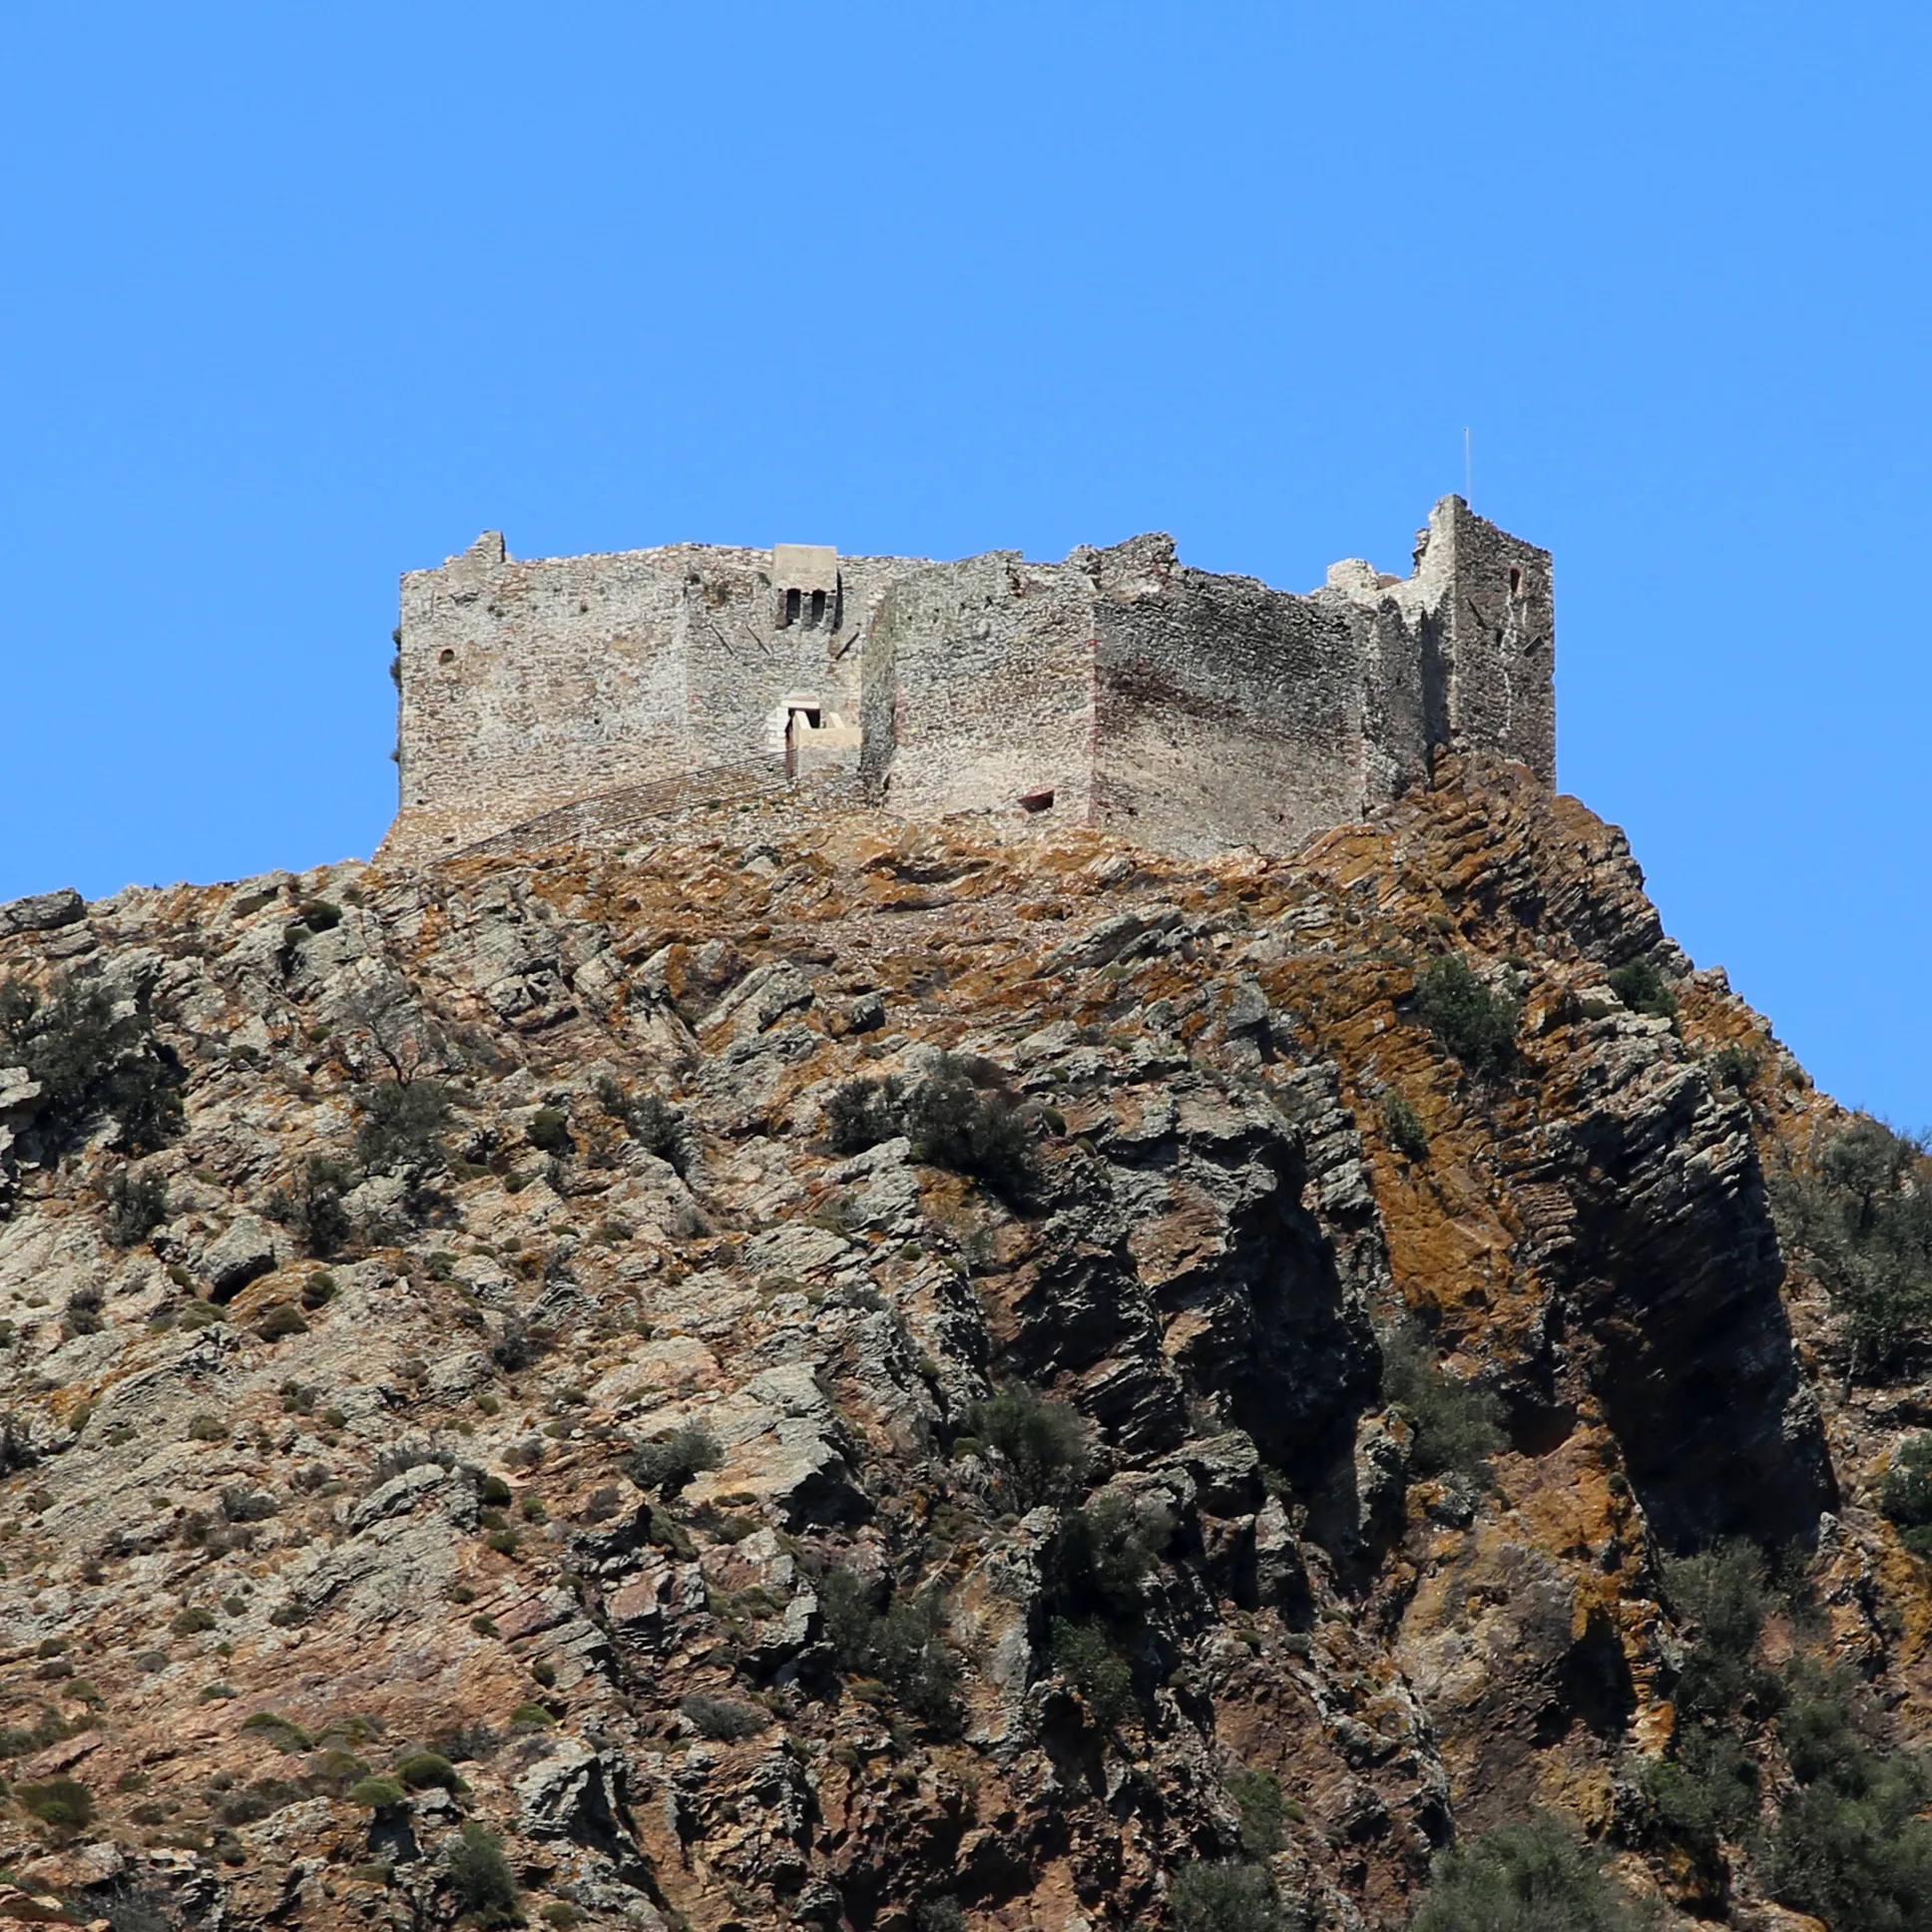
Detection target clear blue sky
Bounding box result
[3,4,1928,1123]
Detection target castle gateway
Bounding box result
[380,496,1553,864]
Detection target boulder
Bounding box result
[0,889,84,940]
[514,1738,628,1852]
[199,1215,280,1299]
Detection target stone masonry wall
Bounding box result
[861,552,1100,825]
[1433,497,1557,784]
[1315,496,1555,814]
[389,537,921,861]
[1091,538,1370,858]
[383,498,1554,865]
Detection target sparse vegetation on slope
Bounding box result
[1772,1115,1932,1376]
[0,973,182,1155]
[1412,1810,1654,1931]
[1411,952,1519,1078]
[0,759,1909,1932]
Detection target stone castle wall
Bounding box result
[860,552,1102,826]
[392,536,909,857]
[382,497,1554,864]
[1091,535,1371,858]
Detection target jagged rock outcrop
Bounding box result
[0,756,1909,1931]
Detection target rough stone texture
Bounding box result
[0,889,85,939]
[390,534,906,862]
[385,498,1554,867]
[0,764,1904,1932]
[198,1213,282,1300]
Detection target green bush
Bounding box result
[1772,1118,1932,1378]
[1766,1775,1932,1930]
[0,1706,72,1756]
[347,1774,406,1808]
[445,1821,520,1928]
[1776,1664,1874,1787]
[354,1079,452,1175]
[680,1694,766,1741]
[965,1383,1088,1510]
[820,1568,960,1733]
[1411,1809,1652,1931]
[594,1077,694,1174]
[622,1425,722,1498]
[265,1155,353,1257]
[1639,1542,1780,1854]
[1380,1323,1504,1481]
[14,1776,94,1832]
[171,1606,217,1635]
[256,1304,309,1343]
[1663,1542,1779,1727]
[825,1075,907,1155]
[1379,1092,1429,1160]
[527,1107,571,1154]
[240,1710,312,1750]
[1170,1860,1284,1932]
[106,1167,169,1246]
[1049,1617,1134,1726]
[1412,954,1519,1080]
[395,1749,461,1791]
[901,1058,1036,1197]
[304,1748,371,1794]
[1606,955,1679,1020]
[1764,1663,1932,1928]
[0,974,182,1157]
[1040,1492,1169,1628]
[1884,1434,1932,1556]
[1706,1043,1761,1094]
[1224,1766,1289,1858]
[1641,1724,1757,1847]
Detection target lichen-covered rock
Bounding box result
[0,759,1905,1931]
[198,1212,282,1297]
[0,887,84,939]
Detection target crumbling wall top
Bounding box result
[382,498,1555,865]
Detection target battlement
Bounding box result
[380,497,1554,863]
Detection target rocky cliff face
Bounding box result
[0,757,1917,1931]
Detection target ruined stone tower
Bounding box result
[380,497,1553,864]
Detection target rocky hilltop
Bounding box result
[0,756,1927,1931]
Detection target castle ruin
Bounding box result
[381,496,1553,864]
